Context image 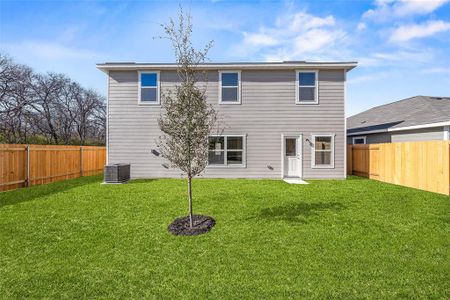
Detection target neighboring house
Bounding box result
[97,61,357,179]
[347,96,450,144]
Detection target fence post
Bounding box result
[80,146,83,177]
[26,145,30,187]
[347,145,353,176]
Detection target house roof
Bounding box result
[347,96,450,135]
[96,61,357,73]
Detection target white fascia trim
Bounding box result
[106,70,110,164]
[218,70,241,105]
[343,69,347,178]
[295,70,319,105]
[348,120,450,136]
[387,121,450,132]
[97,63,357,73]
[138,71,161,105]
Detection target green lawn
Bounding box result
[1,176,449,298]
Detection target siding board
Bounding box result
[108,69,346,179]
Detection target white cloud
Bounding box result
[357,22,367,31]
[280,12,335,32]
[243,32,279,46]
[389,20,450,43]
[395,0,450,16]
[3,40,99,60]
[357,48,435,67]
[421,67,450,74]
[347,72,392,84]
[293,28,346,53]
[236,11,347,61]
[364,0,450,20]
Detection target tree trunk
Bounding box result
[187,175,193,228]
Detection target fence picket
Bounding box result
[347,141,450,195]
[0,144,106,192]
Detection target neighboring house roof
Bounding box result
[96,61,357,73]
[347,96,450,136]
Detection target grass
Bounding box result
[0,175,449,298]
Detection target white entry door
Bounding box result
[284,136,302,178]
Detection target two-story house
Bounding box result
[97,61,357,180]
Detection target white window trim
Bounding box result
[207,134,246,168]
[352,136,367,144]
[295,70,319,105]
[311,134,335,169]
[138,71,160,105]
[218,70,241,105]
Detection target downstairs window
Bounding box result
[208,135,245,166]
[312,134,335,168]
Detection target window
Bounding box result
[311,134,334,168]
[352,136,366,144]
[296,70,318,104]
[219,71,241,104]
[285,138,296,156]
[138,71,160,104]
[208,135,245,166]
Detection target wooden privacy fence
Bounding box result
[347,141,450,195]
[0,144,106,192]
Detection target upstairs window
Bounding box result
[311,134,334,168]
[296,71,318,104]
[219,71,241,104]
[139,71,160,105]
[208,135,245,166]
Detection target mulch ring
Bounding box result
[168,215,216,236]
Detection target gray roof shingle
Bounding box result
[347,96,450,134]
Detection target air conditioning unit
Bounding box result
[104,163,130,183]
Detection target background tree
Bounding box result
[158,9,217,228]
[0,53,106,145]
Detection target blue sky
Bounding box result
[1,0,449,116]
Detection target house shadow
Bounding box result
[125,178,159,185]
[256,202,345,224]
[0,176,101,208]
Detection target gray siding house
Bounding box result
[347,96,450,144]
[97,61,357,179]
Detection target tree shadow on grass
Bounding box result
[0,175,101,208]
[256,202,345,224]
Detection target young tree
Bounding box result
[158,9,217,228]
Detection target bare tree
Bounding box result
[29,73,67,144]
[158,9,217,228]
[0,54,34,143]
[55,78,78,144]
[70,88,102,145]
[0,53,106,145]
